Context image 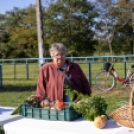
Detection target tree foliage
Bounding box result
[94,0,134,56]
[0,0,134,59]
[113,0,134,55]
[0,6,38,58]
[43,0,98,57]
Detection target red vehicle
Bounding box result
[95,61,134,91]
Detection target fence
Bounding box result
[1,55,134,88]
[1,55,134,65]
[0,65,2,88]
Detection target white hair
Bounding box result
[49,43,67,57]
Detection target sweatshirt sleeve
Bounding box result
[36,67,46,98]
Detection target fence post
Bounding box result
[26,60,29,79]
[92,58,94,63]
[71,57,74,62]
[2,60,5,65]
[124,61,126,78]
[107,57,108,62]
[44,59,46,64]
[89,63,92,87]
[13,60,16,79]
[85,58,87,63]
[0,65,2,88]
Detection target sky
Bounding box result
[0,0,36,14]
[0,0,97,31]
[0,0,96,14]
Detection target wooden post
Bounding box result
[36,0,45,66]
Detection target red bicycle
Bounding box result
[95,61,134,91]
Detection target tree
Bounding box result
[95,0,134,56]
[0,13,11,58]
[95,0,118,57]
[43,0,98,57]
[0,6,38,58]
[113,0,134,55]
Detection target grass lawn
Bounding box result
[0,62,133,134]
[0,62,133,114]
[0,126,4,134]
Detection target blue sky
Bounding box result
[0,0,35,14]
[0,0,96,14]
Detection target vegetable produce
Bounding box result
[40,100,50,108]
[74,95,107,121]
[101,115,107,121]
[94,116,107,129]
[26,95,44,103]
[64,87,108,121]
[11,95,45,115]
[50,101,55,109]
[55,100,68,109]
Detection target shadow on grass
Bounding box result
[0,85,37,92]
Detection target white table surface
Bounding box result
[3,117,134,134]
[0,106,23,126]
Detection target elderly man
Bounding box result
[36,43,91,101]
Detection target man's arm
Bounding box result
[36,67,46,97]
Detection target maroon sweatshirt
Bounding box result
[36,60,91,101]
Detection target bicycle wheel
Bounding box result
[95,71,115,91]
[129,75,134,89]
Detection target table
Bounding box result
[0,106,23,126]
[3,117,134,134]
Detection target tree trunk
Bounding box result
[105,19,114,61]
[36,0,45,67]
[131,39,134,61]
[130,41,133,55]
[108,40,113,56]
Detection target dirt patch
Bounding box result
[92,85,132,97]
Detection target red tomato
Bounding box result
[56,102,64,109]
[55,100,63,109]
[55,100,69,109]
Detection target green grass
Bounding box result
[0,126,4,134]
[105,96,129,114]
[0,62,133,134]
[0,62,133,115]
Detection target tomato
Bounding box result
[55,100,63,109]
[56,102,64,109]
[55,100,68,109]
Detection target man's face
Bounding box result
[52,50,66,67]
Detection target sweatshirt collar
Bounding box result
[52,60,73,70]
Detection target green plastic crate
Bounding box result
[21,102,81,121]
